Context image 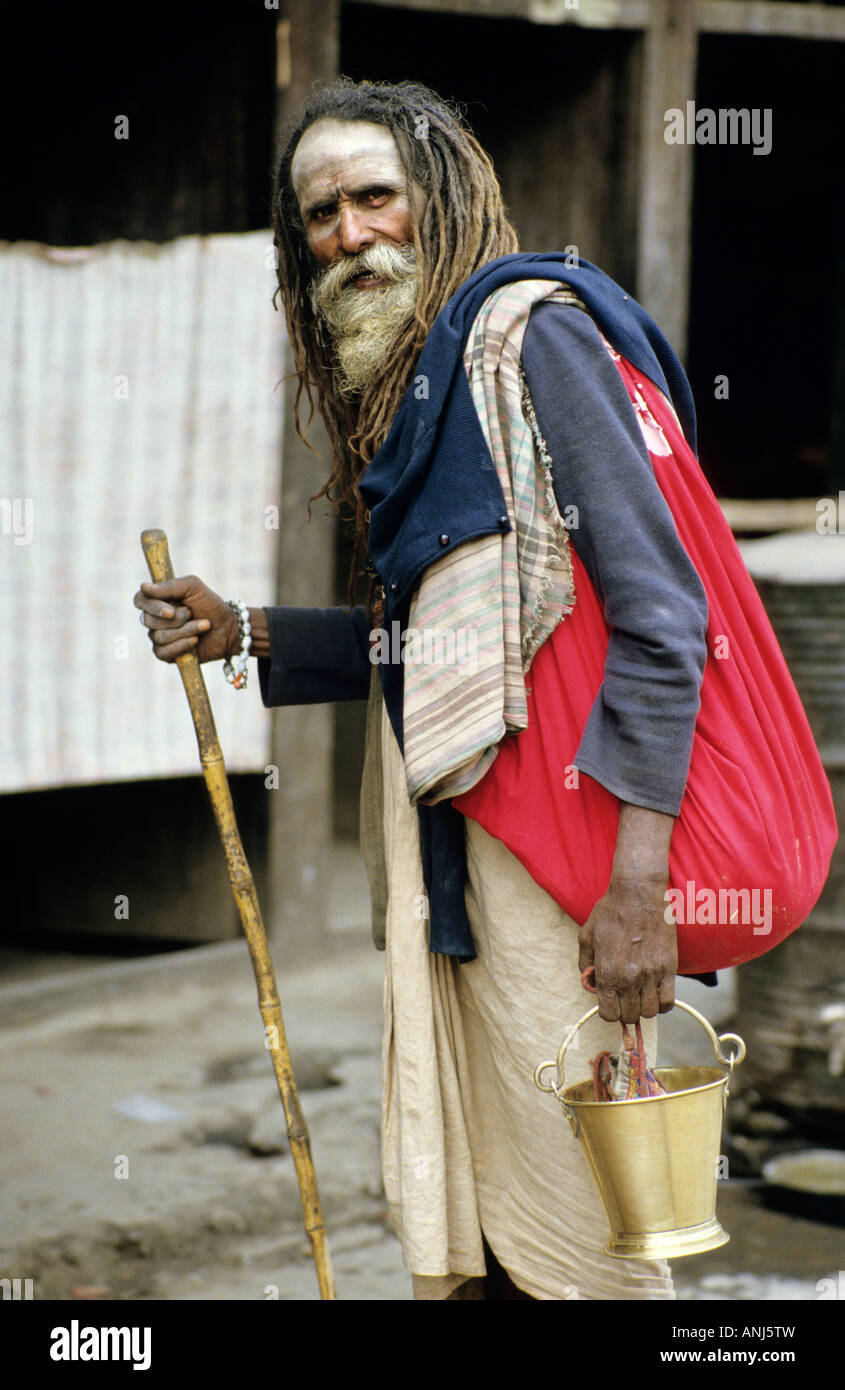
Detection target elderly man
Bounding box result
[135,79,709,1300]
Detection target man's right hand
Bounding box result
[133,576,238,664]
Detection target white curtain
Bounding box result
[0,231,285,792]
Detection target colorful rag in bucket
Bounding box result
[592,1025,667,1102]
[580,967,667,1101]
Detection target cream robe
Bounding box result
[378,699,675,1301]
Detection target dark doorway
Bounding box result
[688,35,845,500]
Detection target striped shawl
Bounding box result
[400,279,584,806]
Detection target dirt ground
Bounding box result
[1,842,842,1304]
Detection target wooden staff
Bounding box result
[141,528,337,1301]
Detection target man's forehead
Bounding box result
[291,119,405,204]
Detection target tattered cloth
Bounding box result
[400,281,583,807]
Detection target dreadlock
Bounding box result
[271,77,520,609]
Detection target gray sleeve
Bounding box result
[257,604,373,707]
[520,300,708,816]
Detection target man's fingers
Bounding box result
[139,603,193,629]
[639,965,669,1019]
[657,976,676,1014]
[638,982,661,1020]
[595,984,621,1023]
[578,919,595,976]
[134,589,176,621]
[150,635,199,662]
[140,579,195,601]
[617,988,643,1026]
[135,577,203,617]
[596,977,672,1023]
[151,620,209,647]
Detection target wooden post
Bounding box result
[274,0,340,142]
[265,1,341,960]
[636,0,699,360]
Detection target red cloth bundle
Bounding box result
[452,356,838,975]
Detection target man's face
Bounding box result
[291,118,424,397]
[292,118,419,269]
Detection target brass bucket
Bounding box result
[534,1002,746,1260]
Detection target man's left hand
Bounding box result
[579,876,677,1023]
[578,802,678,1023]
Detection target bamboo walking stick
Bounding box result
[141,528,337,1301]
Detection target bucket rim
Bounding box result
[535,1001,745,1103]
[559,1069,729,1109]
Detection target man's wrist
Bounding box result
[224,606,270,661]
[609,803,673,892]
[246,607,271,660]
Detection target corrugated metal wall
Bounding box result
[1,230,284,793]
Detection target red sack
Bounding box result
[452,354,838,975]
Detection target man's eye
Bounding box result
[364,188,392,204]
[311,205,334,221]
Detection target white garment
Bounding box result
[379,700,675,1301]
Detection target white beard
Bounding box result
[310,243,420,399]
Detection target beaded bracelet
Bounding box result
[223,599,251,689]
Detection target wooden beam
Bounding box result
[697,1,845,42]
[527,0,647,23]
[352,0,845,40]
[636,0,698,361]
[266,0,341,956]
[351,0,649,26]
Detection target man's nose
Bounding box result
[336,203,376,256]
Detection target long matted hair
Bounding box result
[271,78,519,604]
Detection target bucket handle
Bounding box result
[534,1001,746,1137]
